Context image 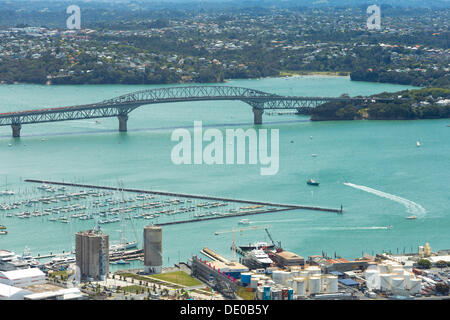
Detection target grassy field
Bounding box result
[237,286,255,300]
[121,285,147,294]
[149,271,202,287]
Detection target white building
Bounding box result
[23,288,87,300]
[0,283,32,300]
[0,268,45,287]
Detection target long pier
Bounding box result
[24,179,343,214]
[154,207,296,227]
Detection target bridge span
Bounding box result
[0,85,392,137]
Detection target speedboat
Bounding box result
[238,219,250,225]
[307,179,320,186]
[416,141,421,147]
[406,216,417,220]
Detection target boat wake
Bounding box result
[344,182,426,215]
[314,226,392,231]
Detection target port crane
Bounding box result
[214,225,271,262]
[264,228,282,252]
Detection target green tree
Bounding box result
[417,259,432,269]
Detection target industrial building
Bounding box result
[143,225,162,274]
[0,268,45,287]
[245,265,340,300]
[269,250,305,267]
[75,229,109,281]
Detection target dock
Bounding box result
[24,180,344,217]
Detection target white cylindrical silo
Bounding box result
[307,266,321,276]
[272,270,283,284]
[309,276,321,295]
[403,271,412,290]
[143,225,162,274]
[250,277,259,289]
[380,273,392,292]
[326,275,339,293]
[391,277,405,295]
[409,278,422,295]
[294,277,306,296]
[365,270,380,291]
[378,264,389,274]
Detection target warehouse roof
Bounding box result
[338,279,359,286]
[0,268,45,280]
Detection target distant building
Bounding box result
[143,225,162,274]
[75,229,109,281]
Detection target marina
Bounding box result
[0,77,447,267]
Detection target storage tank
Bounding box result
[306,266,321,276]
[378,264,389,273]
[293,277,306,296]
[272,270,283,284]
[240,273,252,286]
[286,279,294,289]
[280,271,290,285]
[391,277,405,295]
[288,288,294,300]
[271,288,281,300]
[365,269,381,291]
[309,277,321,295]
[263,286,271,300]
[250,277,259,289]
[326,275,339,293]
[300,270,310,278]
[403,271,412,290]
[256,287,264,300]
[380,273,392,292]
[281,288,289,300]
[143,225,162,274]
[409,278,422,295]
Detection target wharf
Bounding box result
[24,180,344,215]
[154,207,295,226]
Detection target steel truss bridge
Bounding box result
[0,85,393,137]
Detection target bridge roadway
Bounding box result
[0,85,393,137]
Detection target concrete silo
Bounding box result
[143,225,162,274]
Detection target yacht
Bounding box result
[110,241,138,252]
[239,241,275,252]
[242,249,273,268]
[307,179,320,186]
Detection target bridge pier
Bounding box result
[252,108,264,125]
[118,115,128,132]
[11,124,21,138]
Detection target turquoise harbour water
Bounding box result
[0,76,449,268]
